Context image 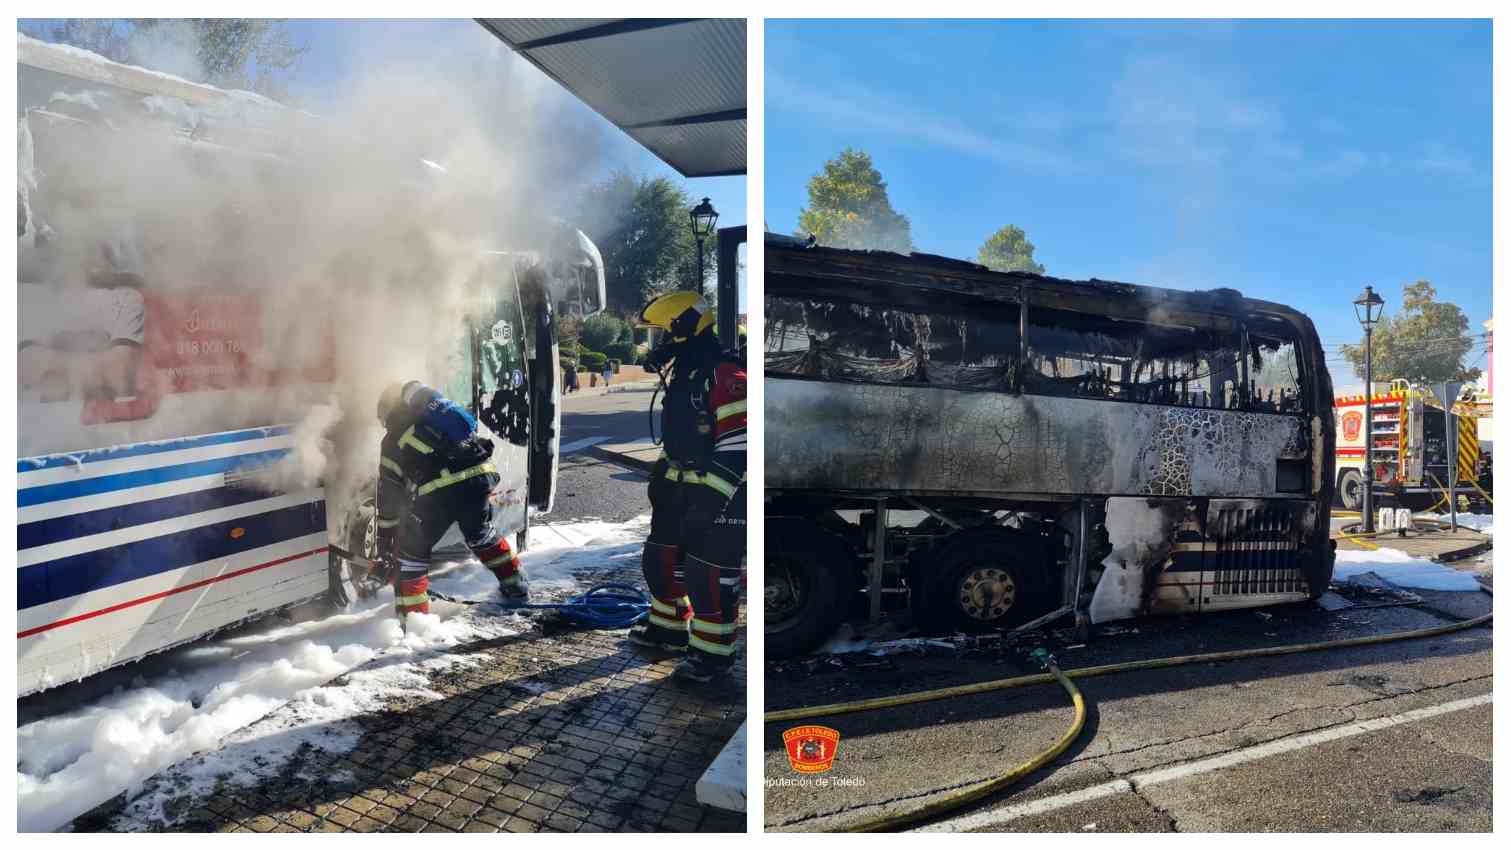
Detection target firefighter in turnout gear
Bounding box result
[628,291,747,683]
[374,381,528,620]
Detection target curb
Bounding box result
[588,444,656,474]
[1436,538,1495,563]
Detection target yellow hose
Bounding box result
[768,611,1492,832]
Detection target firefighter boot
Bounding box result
[671,650,735,684]
[630,540,689,651]
[628,596,690,652]
[472,536,531,606]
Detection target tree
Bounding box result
[1339,280,1482,385]
[796,148,914,253]
[573,172,715,317]
[579,313,626,354]
[21,19,306,99]
[976,224,1045,274]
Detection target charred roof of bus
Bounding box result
[765,233,1313,331]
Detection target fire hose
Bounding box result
[336,548,649,629]
[765,603,1492,833]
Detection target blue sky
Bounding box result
[766,20,1492,384]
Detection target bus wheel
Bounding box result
[927,532,1053,633]
[1338,469,1365,510]
[328,499,381,612]
[766,520,852,659]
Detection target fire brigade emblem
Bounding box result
[1342,410,1363,442]
[783,725,841,773]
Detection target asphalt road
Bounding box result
[764,558,1493,832]
[548,388,656,525]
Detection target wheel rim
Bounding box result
[766,557,806,625]
[957,566,1016,621]
[1342,475,1360,505]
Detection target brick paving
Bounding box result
[75,562,746,833]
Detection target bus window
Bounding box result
[765,294,1020,391]
[1248,330,1305,414]
[441,327,476,414]
[1025,306,1243,409]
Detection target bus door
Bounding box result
[476,262,533,534]
[527,294,561,513]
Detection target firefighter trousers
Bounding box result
[640,454,746,663]
[391,471,522,617]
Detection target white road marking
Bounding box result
[559,436,611,455]
[916,692,1492,833]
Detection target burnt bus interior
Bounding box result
[764,236,1335,657]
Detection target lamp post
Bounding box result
[689,197,718,296]
[1354,286,1386,532]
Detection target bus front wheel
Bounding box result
[766,520,852,659]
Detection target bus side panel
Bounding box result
[767,378,1309,499]
[1088,496,1317,624]
[17,427,329,696]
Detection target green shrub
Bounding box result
[580,314,627,353]
[604,341,638,365]
[579,351,608,371]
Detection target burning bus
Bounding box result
[16,34,604,696]
[764,234,1335,657]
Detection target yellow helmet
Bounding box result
[637,291,714,341]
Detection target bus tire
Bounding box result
[766,519,853,659]
[1338,469,1365,511]
[328,499,380,612]
[924,530,1056,633]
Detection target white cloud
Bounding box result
[767,71,1076,175]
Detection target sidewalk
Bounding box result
[73,535,746,834]
[562,369,660,401]
[1334,514,1492,562]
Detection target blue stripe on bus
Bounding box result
[18,484,284,550]
[17,426,292,474]
[16,449,291,508]
[18,500,328,610]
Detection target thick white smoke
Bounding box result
[17,24,608,528]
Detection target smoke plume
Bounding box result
[17,23,607,532]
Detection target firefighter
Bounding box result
[627,291,747,683]
[373,380,529,621]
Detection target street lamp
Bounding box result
[689,197,718,296]
[1354,285,1386,532]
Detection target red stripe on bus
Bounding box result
[18,546,328,639]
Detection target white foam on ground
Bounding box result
[1334,547,1484,591]
[16,516,650,832]
[1430,512,1494,535]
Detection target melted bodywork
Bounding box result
[765,237,1335,625]
[766,379,1308,498]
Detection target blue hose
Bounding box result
[519,583,650,629]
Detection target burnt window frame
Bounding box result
[764,280,1025,394]
[766,274,1316,418]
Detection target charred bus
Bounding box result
[764,235,1335,656]
[17,35,603,695]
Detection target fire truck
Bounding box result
[1333,379,1482,511]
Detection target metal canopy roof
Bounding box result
[477,18,745,178]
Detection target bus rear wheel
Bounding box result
[766,519,853,659]
[1338,469,1365,511]
[923,530,1055,633]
